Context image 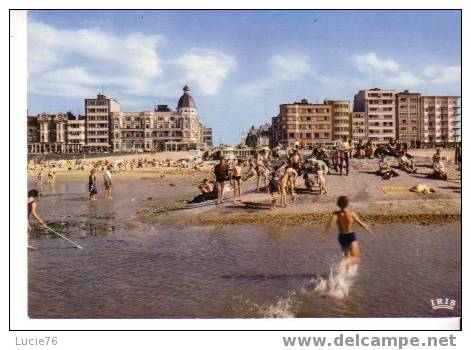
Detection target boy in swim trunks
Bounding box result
[232,159,243,201]
[321,196,373,270]
[268,171,280,209]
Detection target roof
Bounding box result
[177,85,196,109]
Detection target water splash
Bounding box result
[311,261,358,299]
[260,291,296,318]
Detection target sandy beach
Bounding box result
[29,148,461,227]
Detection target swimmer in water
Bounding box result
[321,196,373,270]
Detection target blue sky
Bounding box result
[27,10,461,145]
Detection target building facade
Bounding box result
[396,90,421,144]
[421,96,460,144]
[350,112,367,141]
[110,86,211,152]
[203,127,213,148]
[353,88,396,143]
[85,93,121,152]
[326,100,350,141]
[245,124,271,148]
[271,99,332,149]
[27,112,86,154]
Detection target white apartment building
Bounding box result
[85,93,121,152]
[421,96,460,144]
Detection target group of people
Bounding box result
[88,165,113,200]
[200,145,333,207]
[376,145,451,181]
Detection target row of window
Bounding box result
[368,129,394,134]
[87,101,108,106]
[369,122,394,127]
[284,108,330,114]
[285,132,330,139]
[87,108,109,113]
[115,131,189,138]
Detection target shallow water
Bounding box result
[28,178,461,318]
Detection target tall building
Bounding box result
[271,99,332,148]
[350,112,366,141]
[353,88,396,143]
[396,90,421,144]
[421,96,460,144]
[84,93,120,152]
[326,100,350,141]
[110,85,211,152]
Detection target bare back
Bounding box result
[234,165,242,176]
[335,210,355,234]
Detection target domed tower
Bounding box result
[177,85,197,112]
[176,85,201,144]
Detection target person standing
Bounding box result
[28,189,46,249]
[214,158,229,204]
[103,166,113,199]
[455,143,461,169]
[88,169,98,201]
[232,159,243,201]
[339,136,350,176]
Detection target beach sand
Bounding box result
[28,148,461,227]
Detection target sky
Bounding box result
[27,10,461,145]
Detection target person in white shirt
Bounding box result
[103,166,113,199]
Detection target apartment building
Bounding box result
[421,96,460,145]
[85,93,120,152]
[326,100,350,141]
[350,112,367,141]
[271,99,332,149]
[353,88,396,143]
[396,90,421,144]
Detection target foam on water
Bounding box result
[259,259,358,317]
[311,261,358,299]
[260,291,296,318]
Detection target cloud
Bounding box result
[175,49,236,95]
[237,54,331,97]
[28,21,164,98]
[350,52,400,73]
[28,21,236,104]
[269,54,313,80]
[28,22,162,77]
[350,52,460,90]
[423,65,461,84]
[387,71,423,86]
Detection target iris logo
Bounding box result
[430,298,456,310]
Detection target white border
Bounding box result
[7,2,466,335]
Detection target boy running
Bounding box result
[321,196,373,270]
